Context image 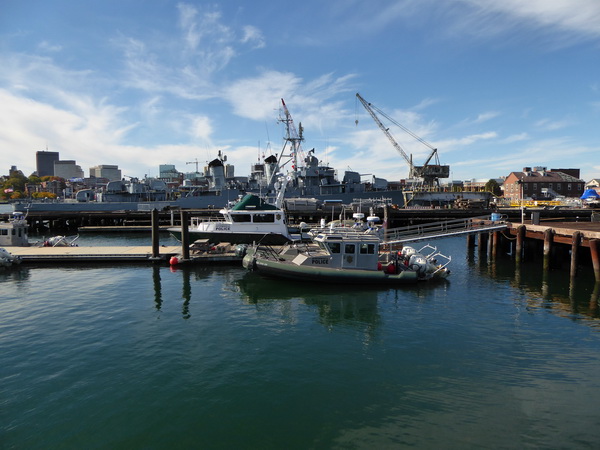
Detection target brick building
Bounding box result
[503,167,584,201]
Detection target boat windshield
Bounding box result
[253,213,276,223]
[231,214,252,223]
[324,242,340,253]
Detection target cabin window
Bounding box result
[328,243,341,253]
[1,229,7,236]
[231,214,252,222]
[253,213,275,223]
[359,243,375,254]
[344,244,356,254]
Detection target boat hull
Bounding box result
[169,228,292,245]
[246,256,419,285]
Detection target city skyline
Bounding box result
[1,1,599,183]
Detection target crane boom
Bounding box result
[355,93,414,174]
[355,93,449,185]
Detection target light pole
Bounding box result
[517,179,524,224]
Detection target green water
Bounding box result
[2,236,600,449]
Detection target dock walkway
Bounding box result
[8,246,241,264]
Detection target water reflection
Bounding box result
[154,265,212,319]
[0,265,31,284]
[469,248,600,325]
[152,265,162,311]
[235,272,383,329]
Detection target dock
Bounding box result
[8,245,242,264]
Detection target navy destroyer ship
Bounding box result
[14,99,405,213]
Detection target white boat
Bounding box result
[242,226,451,285]
[0,247,21,268]
[168,192,298,245]
[0,212,29,247]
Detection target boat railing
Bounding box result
[190,216,224,226]
[429,252,451,276]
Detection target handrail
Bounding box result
[384,215,507,244]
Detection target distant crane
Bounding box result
[186,158,200,173]
[355,93,449,186]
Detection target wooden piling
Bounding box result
[543,228,554,272]
[180,210,190,261]
[151,208,160,259]
[570,231,581,279]
[491,231,499,259]
[466,233,475,249]
[515,225,525,263]
[590,239,600,283]
[477,232,486,256]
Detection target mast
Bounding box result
[278,99,304,175]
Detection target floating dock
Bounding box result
[8,245,242,264]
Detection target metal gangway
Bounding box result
[383,215,508,245]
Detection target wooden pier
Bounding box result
[471,219,600,282]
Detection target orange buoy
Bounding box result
[169,256,179,266]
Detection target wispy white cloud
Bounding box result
[447,0,600,47]
[534,117,573,131]
[241,25,266,49]
[37,41,62,53]
[503,132,529,143]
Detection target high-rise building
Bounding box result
[36,151,59,177]
[54,160,84,179]
[89,165,122,181]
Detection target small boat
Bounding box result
[39,235,80,247]
[0,247,21,268]
[0,212,29,247]
[242,227,451,285]
[168,193,297,245]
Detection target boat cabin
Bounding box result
[0,212,29,247]
[310,228,380,270]
[221,194,286,225]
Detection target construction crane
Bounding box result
[186,158,200,173]
[355,93,450,186]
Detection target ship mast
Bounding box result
[278,99,304,175]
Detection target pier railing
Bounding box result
[384,216,508,244]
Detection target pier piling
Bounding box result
[180,210,190,261]
[543,228,554,272]
[591,239,600,282]
[570,231,581,279]
[515,225,525,263]
[151,209,160,259]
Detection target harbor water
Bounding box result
[2,232,600,448]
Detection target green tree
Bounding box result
[484,179,502,197]
[28,174,42,184]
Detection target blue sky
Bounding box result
[1,0,599,183]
